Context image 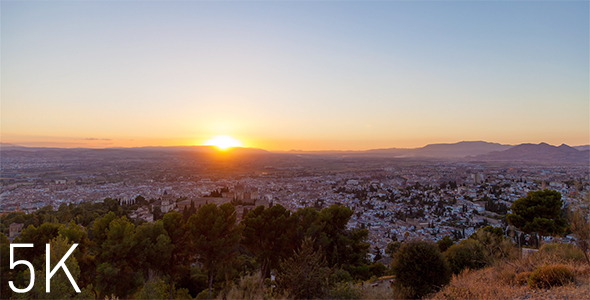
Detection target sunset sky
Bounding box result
[2,1,588,151]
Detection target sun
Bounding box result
[204,135,243,150]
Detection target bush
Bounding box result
[437,235,454,253]
[327,282,363,300]
[445,239,489,274]
[496,268,516,285]
[535,243,586,262]
[369,262,388,278]
[331,268,353,283]
[220,272,264,300]
[528,264,575,289]
[515,272,532,286]
[391,240,451,299]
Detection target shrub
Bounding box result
[331,268,353,283]
[220,272,264,300]
[391,240,451,299]
[276,237,332,299]
[528,264,575,289]
[327,282,363,300]
[437,235,454,253]
[535,243,586,262]
[445,239,489,274]
[497,268,516,285]
[369,262,388,278]
[515,272,531,286]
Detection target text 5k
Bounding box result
[8,243,80,293]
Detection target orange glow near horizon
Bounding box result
[203,135,244,150]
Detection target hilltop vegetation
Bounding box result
[1,191,589,299]
[1,200,375,299]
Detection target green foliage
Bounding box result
[161,211,191,297]
[331,268,353,283]
[507,190,568,237]
[468,226,516,261]
[133,220,172,277]
[19,236,81,299]
[437,235,454,253]
[188,203,240,298]
[241,204,297,278]
[386,241,402,257]
[1,233,14,299]
[373,246,382,261]
[57,221,94,288]
[528,264,575,289]
[135,277,191,300]
[290,204,371,281]
[95,216,142,298]
[219,272,264,300]
[369,262,388,278]
[276,237,332,300]
[327,281,363,300]
[16,222,61,269]
[135,278,169,300]
[391,240,451,299]
[444,239,488,274]
[3,201,378,298]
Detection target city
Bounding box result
[2,143,588,253]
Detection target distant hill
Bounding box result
[0,142,26,149]
[294,141,514,158]
[410,141,513,158]
[0,145,271,162]
[574,145,590,151]
[472,142,589,164]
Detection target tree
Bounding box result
[437,235,454,253]
[132,220,171,278]
[386,241,402,258]
[317,205,370,269]
[29,236,81,299]
[15,222,61,270]
[188,203,240,299]
[1,233,14,299]
[58,221,94,289]
[444,239,488,274]
[507,190,568,242]
[569,200,590,265]
[276,237,332,299]
[468,226,515,261]
[373,246,382,262]
[94,216,142,298]
[162,211,191,299]
[391,240,451,299]
[240,204,297,279]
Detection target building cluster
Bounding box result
[2,157,588,252]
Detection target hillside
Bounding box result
[429,245,590,300]
[472,142,589,164]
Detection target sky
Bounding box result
[2,1,589,151]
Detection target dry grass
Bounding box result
[428,246,590,300]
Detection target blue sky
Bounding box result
[2,1,588,150]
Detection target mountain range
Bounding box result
[1,141,588,164]
[471,142,589,164]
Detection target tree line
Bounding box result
[1,200,377,299]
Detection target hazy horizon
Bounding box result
[2,1,588,151]
[2,140,589,153]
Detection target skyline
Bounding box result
[2,1,589,151]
